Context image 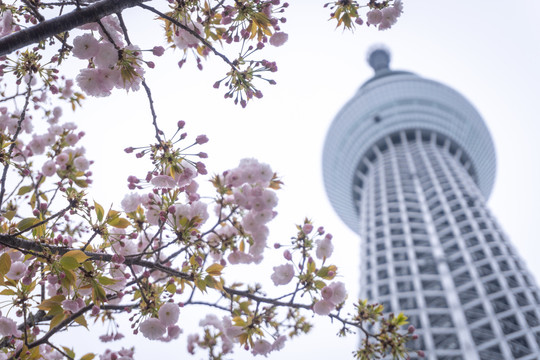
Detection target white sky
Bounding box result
[53,1,540,358]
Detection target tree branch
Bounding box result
[0,0,148,56]
[0,233,194,280]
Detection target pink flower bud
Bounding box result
[152,46,165,56]
[283,250,292,261]
[195,135,209,144]
[302,223,313,234]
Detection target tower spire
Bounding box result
[367,48,391,73]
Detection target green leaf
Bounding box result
[60,256,80,270]
[74,315,88,329]
[17,185,33,196]
[91,283,107,303]
[37,295,66,311]
[80,354,95,360]
[50,313,66,330]
[0,289,16,296]
[166,283,177,294]
[108,217,130,228]
[63,250,90,264]
[195,278,207,293]
[73,178,88,188]
[61,347,75,359]
[4,210,16,221]
[17,217,38,232]
[62,269,76,287]
[97,276,117,286]
[206,263,224,276]
[94,201,104,222]
[0,253,11,275]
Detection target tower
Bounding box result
[322,49,540,359]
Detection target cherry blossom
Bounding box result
[270,32,288,47]
[315,236,334,259]
[158,302,180,327]
[139,318,167,340]
[271,263,295,285]
[72,34,100,59]
[0,316,21,337]
[6,261,27,281]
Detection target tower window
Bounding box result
[465,304,486,324]
[432,333,460,350]
[471,324,495,345]
[509,336,532,358]
[501,315,520,335]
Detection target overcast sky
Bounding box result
[57,1,540,358]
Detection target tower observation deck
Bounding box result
[323,49,540,359]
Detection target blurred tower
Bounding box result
[322,48,540,359]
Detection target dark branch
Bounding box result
[0,0,148,56]
[0,233,194,280]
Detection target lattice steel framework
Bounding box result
[323,50,540,360]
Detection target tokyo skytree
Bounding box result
[322,48,540,359]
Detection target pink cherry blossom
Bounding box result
[272,335,287,351]
[270,264,294,286]
[74,156,89,171]
[139,318,166,340]
[121,193,142,213]
[158,302,180,327]
[252,339,272,356]
[315,237,333,259]
[173,22,203,49]
[321,285,333,300]
[94,42,119,69]
[378,6,399,30]
[269,32,288,47]
[72,34,100,59]
[302,223,313,234]
[227,250,254,265]
[313,299,335,316]
[28,137,45,155]
[55,153,69,166]
[6,261,27,281]
[366,9,383,25]
[76,69,111,97]
[62,299,82,313]
[42,160,57,177]
[151,175,177,188]
[328,281,347,305]
[65,133,78,146]
[0,10,13,38]
[0,316,21,337]
[187,334,199,354]
[165,325,182,340]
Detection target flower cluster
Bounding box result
[366,0,404,30]
[139,302,182,341]
[325,0,404,30]
[208,158,279,264]
[72,17,146,97]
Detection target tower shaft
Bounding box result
[357,129,540,359]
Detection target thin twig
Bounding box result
[137,3,239,71]
[0,76,34,207]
